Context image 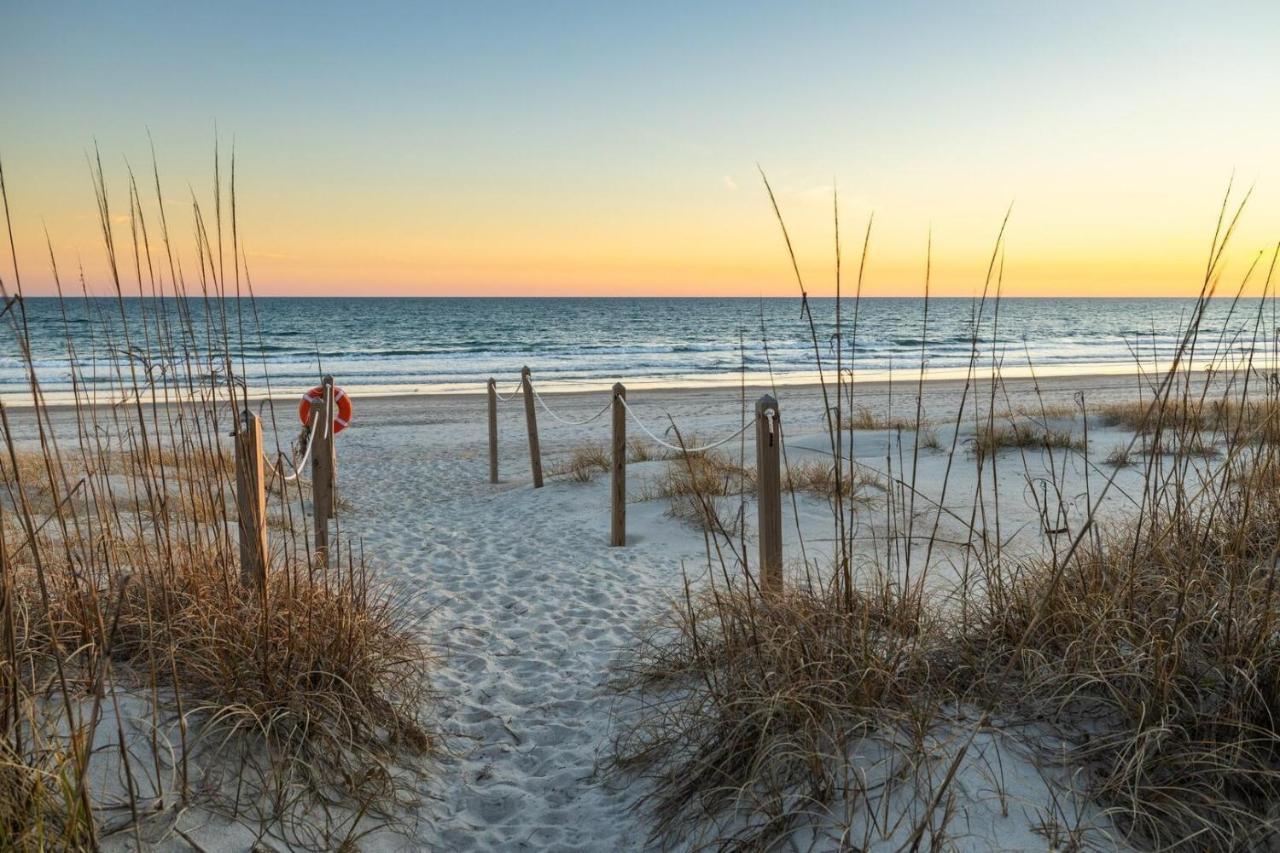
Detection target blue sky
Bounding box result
[3,1,1278,295]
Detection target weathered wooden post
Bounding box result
[312,375,336,561]
[611,383,626,546]
[755,394,782,593]
[235,409,268,590]
[488,377,499,484]
[521,366,544,488]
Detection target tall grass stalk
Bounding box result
[611,177,1280,851]
[0,146,432,849]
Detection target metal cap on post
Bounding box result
[755,394,782,594]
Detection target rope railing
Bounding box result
[531,383,614,426]
[490,369,772,457]
[492,381,523,403]
[495,370,762,450]
[272,410,321,483]
[619,396,754,453]
[230,377,351,587]
[486,369,784,590]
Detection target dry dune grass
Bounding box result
[103,444,234,480]
[553,442,611,482]
[963,451,1280,849]
[650,451,754,536]
[652,450,753,500]
[11,532,433,779]
[0,149,433,849]
[1001,402,1081,421]
[610,182,1280,850]
[0,450,60,514]
[1098,396,1280,438]
[619,395,1280,849]
[1103,444,1133,467]
[0,732,96,850]
[646,450,884,537]
[838,405,925,431]
[971,421,1085,459]
[626,437,668,463]
[612,580,934,848]
[784,457,883,501]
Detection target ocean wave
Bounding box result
[6,296,1274,396]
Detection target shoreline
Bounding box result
[5,361,1247,411]
[14,341,1247,852]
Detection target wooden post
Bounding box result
[488,378,499,484]
[312,375,335,561]
[235,409,268,590]
[521,366,544,488]
[755,394,782,593]
[611,383,626,546]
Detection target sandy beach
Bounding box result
[34,370,1167,850]
[317,374,1167,849]
[8,6,1278,848]
[4,362,1250,850]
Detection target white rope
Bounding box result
[492,381,523,403]
[620,396,756,453]
[530,383,613,426]
[271,412,321,483]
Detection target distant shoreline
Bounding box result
[15,294,1243,300]
[6,362,1250,412]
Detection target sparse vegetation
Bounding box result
[611,183,1280,851]
[648,450,754,502]
[0,148,433,849]
[964,446,1280,849]
[1103,444,1132,467]
[1098,397,1280,444]
[645,450,753,535]
[555,442,611,482]
[971,421,1085,459]
[784,457,882,501]
[627,437,667,463]
[838,405,924,431]
[612,580,933,849]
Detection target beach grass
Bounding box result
[611,578,934,847]
[8,143,1280,852]
[554,441,611,482]
[783,457,882,501]
[0,149,433,849]
[1103,444,1134,467]
[837,404,926,431]
[970,421,1085,459]
[609,178,1280,850]
[647,450,753,535]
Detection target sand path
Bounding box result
[24,373,1168,850]
[326,376,1155,850]
[339,406,714,851]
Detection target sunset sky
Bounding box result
[3,1,1278,298]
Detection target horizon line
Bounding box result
[19,293,1246,300]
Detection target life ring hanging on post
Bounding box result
[298,384,353,434]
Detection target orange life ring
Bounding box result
[298,384,353,434]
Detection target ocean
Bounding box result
[5,296,1275,403]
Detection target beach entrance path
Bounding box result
[332,394,740,851]
[310,377,1149,851]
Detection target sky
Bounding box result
[2,1,1279,298]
